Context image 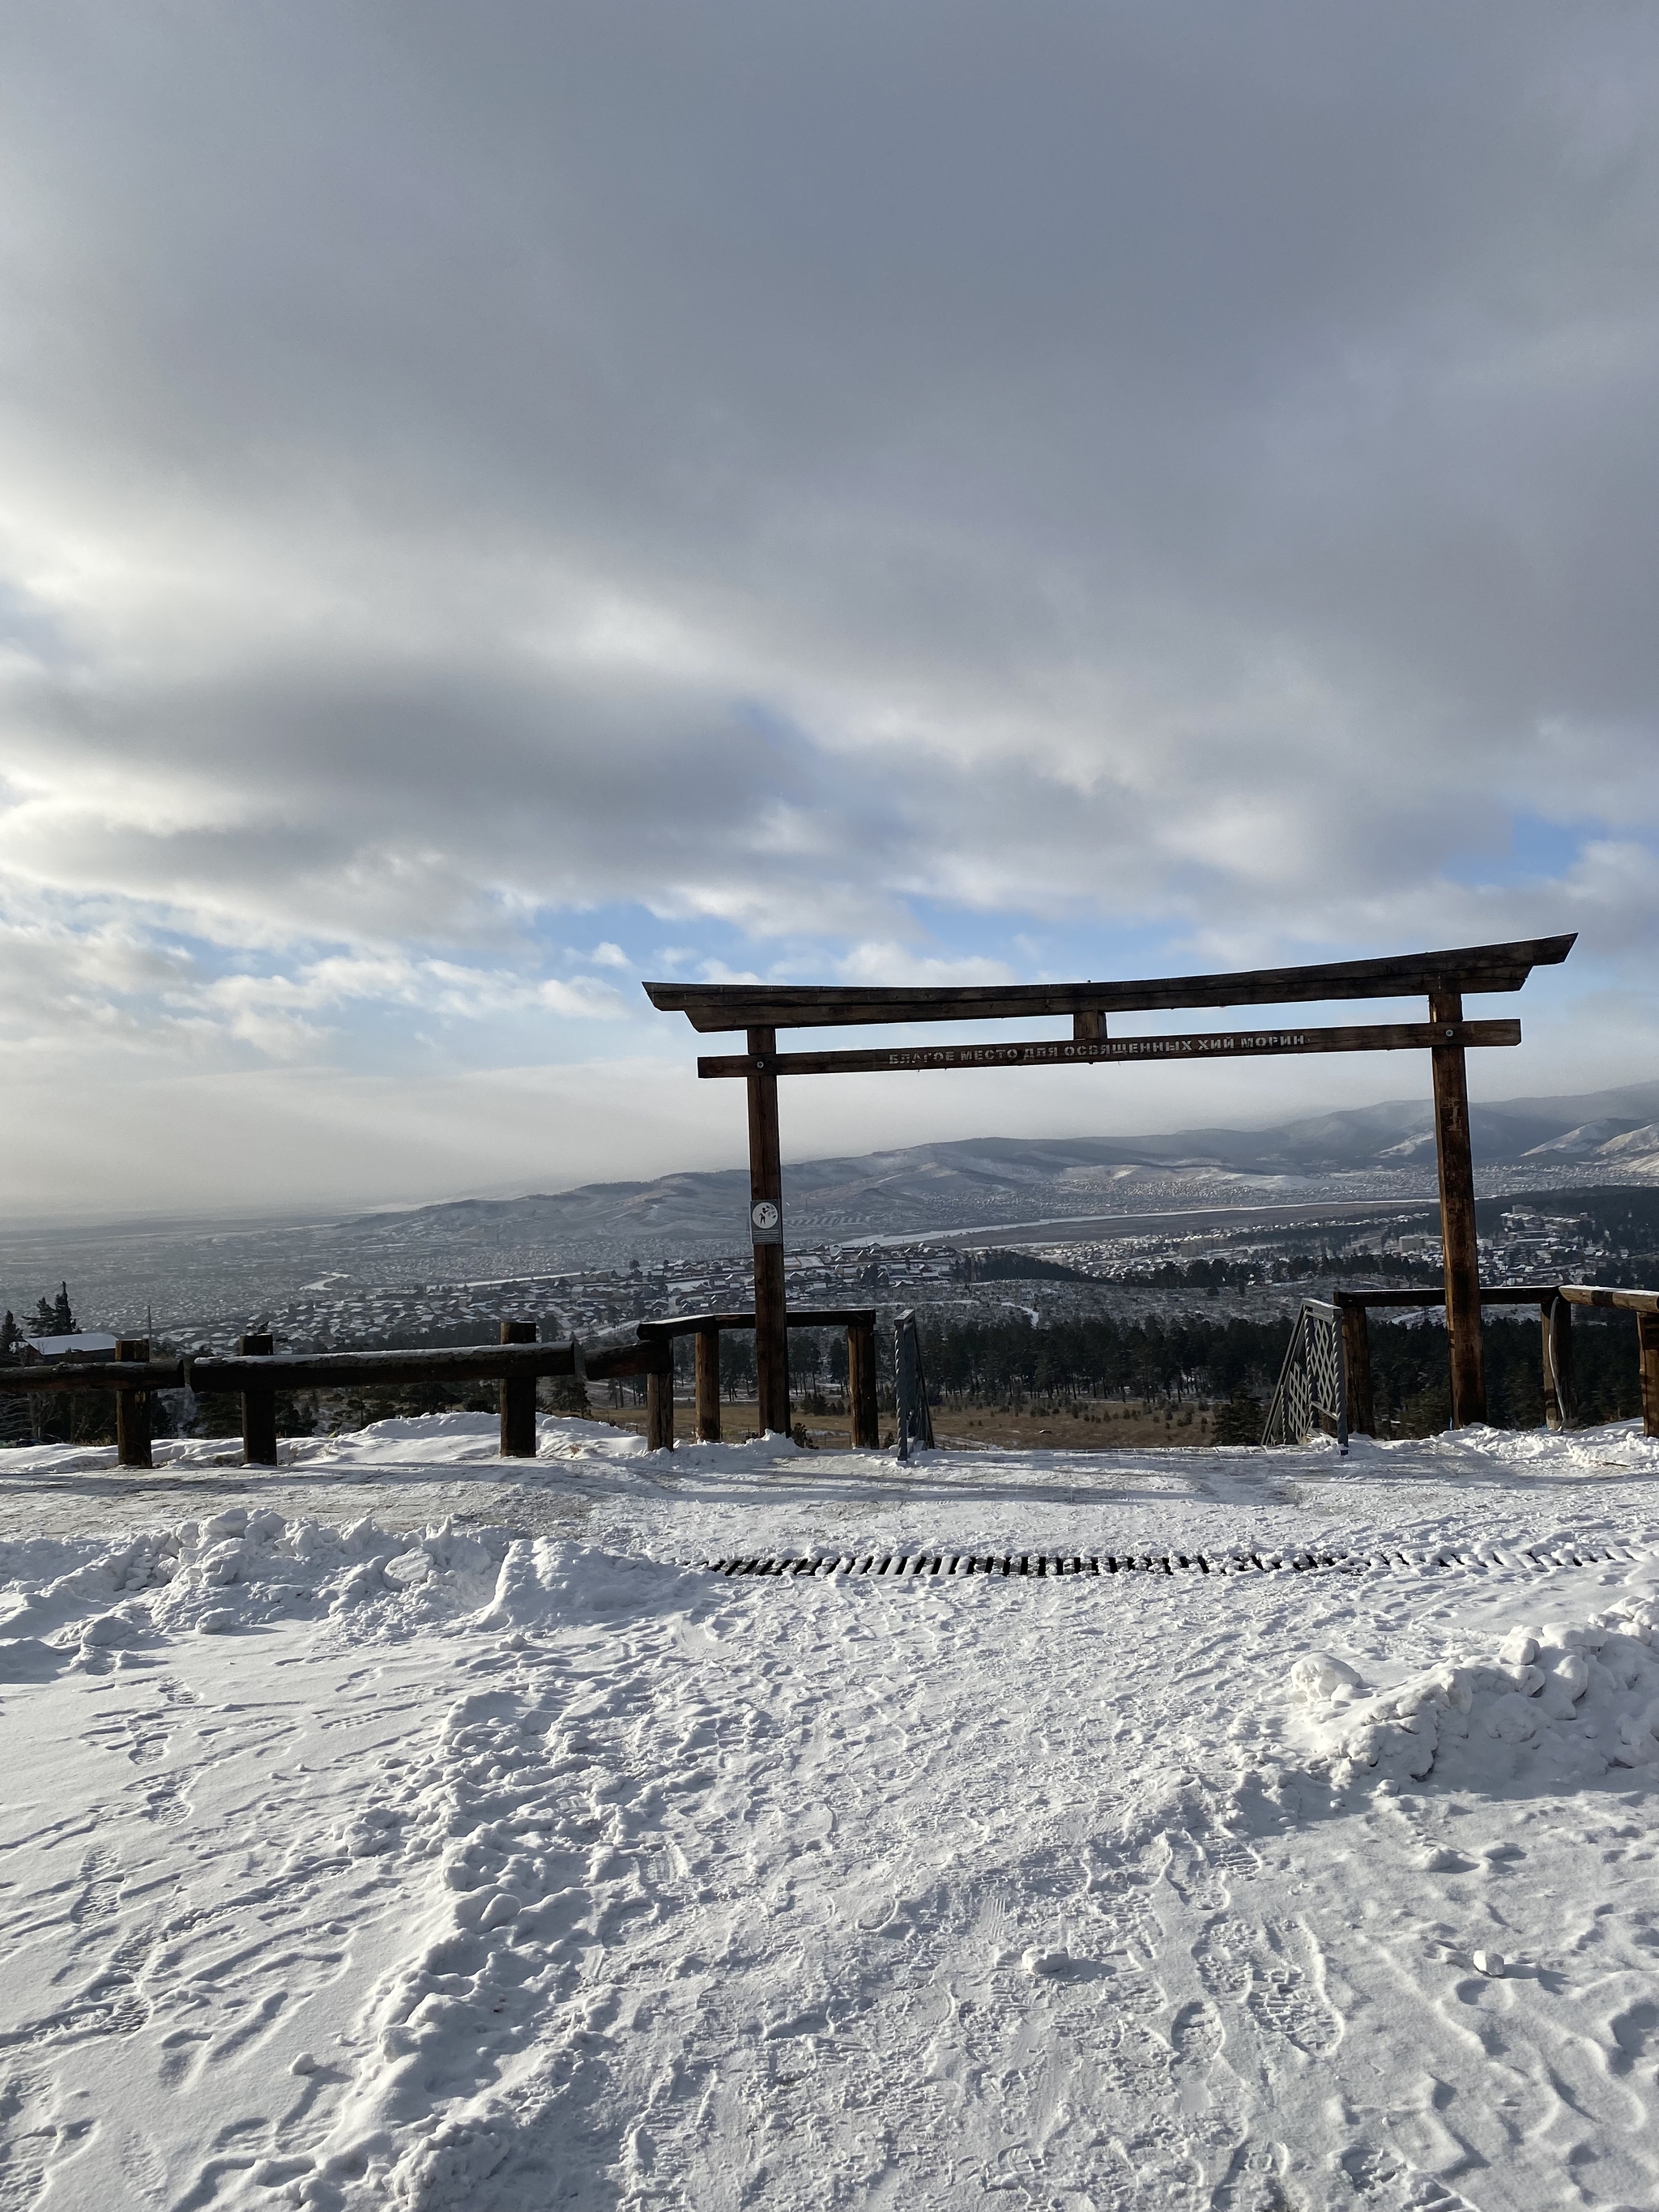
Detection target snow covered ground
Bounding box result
[5,1417,1659,2210]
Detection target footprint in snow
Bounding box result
[1170,1999,1223,2071]
[1243,1924,1341,2058]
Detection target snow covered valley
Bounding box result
[5,1420,1659,2210]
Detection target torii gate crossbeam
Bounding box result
[645,933,1576,1438]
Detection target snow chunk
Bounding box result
[474,1538,702,1630]
[1289,1652,1364,1703]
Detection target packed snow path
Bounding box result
[4,1417,1659,2210]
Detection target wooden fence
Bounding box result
[1270,1282,1659,1448]
[0,1308,879,1469]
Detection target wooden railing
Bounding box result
[0,1307,878,1469]
[636,1308,878,1450]
[1269,1282,1659,1447]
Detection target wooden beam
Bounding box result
[238,1332,279,1468]
[635,1306,877,1336]
[0,1358,185,1392]
[697,1019,1521,1079]
[1429,990,1485,1426]
[115,1336,153,1470]
[1559,1285,1659,1315]
[747,1025,791,1435]
[645,1340,675,1451]
[1340,1305,1374,1437]
[1640,1312,1659,1441]
[646,933,1574,1033]
[190,1342,578,1392]
[499,1320,538,1459]
[1333,1285,1559,1309]
[582,1342,663,1381]
[848,1321,879,1449]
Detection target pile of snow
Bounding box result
[0,1515,717,1693]
[1290,1596,1659,1790]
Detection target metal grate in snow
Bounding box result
[703,1544,1642,1581]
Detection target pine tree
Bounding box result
[51,1283,76,1334]
[0,1311,20,1359]
[31,1297,56,1336]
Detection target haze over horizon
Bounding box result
[5,3,1658,1220]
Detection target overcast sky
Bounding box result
[3,1,1658,1221]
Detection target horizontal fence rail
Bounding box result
[0,1307,882,1467]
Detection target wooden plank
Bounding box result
[0,1358,185,1392]
[635,1306,878,1336]
[646,933,1575,1033]
[748,1025,791,1435]
[698,1019,1521,1079]
[499,1320,538,1459]
[115,1336,153,1471]
[582,1342,663,1381]
[1429,991,1485,1426]
[1559,1285,1659,1315]
[1639,1312,1659,1441]
[1340,1305,1374,1436]
[695,1326,721,1443]
[1334,1285,1559,1309]
[238,1332,279,1468]
[190,1343,578,1392]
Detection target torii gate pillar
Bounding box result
[746,1026,791,1434]
[1430,988,1485,1425]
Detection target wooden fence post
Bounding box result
[1540,1299,1562,1429]
[1429,987,1486,1425]
[694,1326,722,1443]
[115,1336,153,1470]
[499,1320,538,1458]
[747,1025,791,1434]
[848,1321,879,1448]
[1541,1296,1577,1430]
[646,1342,675,1451]
[1638,1312,1659,1440]
[237,1333,278,1467]
[1338,1301,1375,1436]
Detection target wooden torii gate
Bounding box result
[645,932,1576,1438]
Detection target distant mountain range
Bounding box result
[342,1076,1659,1259]
[11,1078,1659,1327]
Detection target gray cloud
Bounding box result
[2,1,1657,1212]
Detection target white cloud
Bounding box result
[2,1,1657,1215]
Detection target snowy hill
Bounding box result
[349,1076,1659,1254]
